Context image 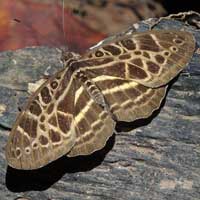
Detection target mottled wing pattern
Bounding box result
[6,69,77,169]
[87,75,167,122]
[79,30,195,87]
[67,80,115,157]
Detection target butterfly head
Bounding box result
[61,51,80,67]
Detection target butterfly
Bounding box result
[6,29,195,170]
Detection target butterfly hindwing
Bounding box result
[87,75,167,122]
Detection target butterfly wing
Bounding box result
[79,30,195,88]
[67,80,115,157]
[6,69,77,169]
[87,75,167,122]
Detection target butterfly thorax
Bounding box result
[61,51,109,113]
[60,49,106,109]
[61,51,81,67]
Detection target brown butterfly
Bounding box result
[6,30,195,169]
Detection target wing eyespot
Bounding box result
[25,147,31,154]
[170,46,178,52]
[95,50,104,57]
[163,51,171,57]
[32,141,39,149]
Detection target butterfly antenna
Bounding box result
[62,0,67,46]
[62,0,65,48]
[58,0,69,65]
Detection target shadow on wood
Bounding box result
[6,133,115,192]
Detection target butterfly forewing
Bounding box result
[6,69,77,169]
[82,30,195,87]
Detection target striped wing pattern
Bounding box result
[6,30,195,169]
[68,80,115,157]
[89,75,167,122]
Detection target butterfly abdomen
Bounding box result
[75,70,107,109]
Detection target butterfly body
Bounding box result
[6,30,195,169]
[74,70,108,110]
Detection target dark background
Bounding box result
[161,0,200,14]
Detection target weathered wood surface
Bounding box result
[0,17,200,200]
